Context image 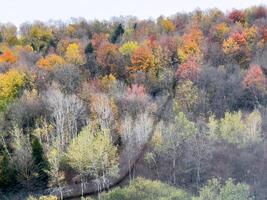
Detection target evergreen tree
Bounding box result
[111,24,124,43]
[31,137,49,187]
[0,151,15,189]
[85,42,94,54]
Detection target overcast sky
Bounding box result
[1,0,266,26]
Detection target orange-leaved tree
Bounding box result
[129,45,155,73]
[160,19,176,33]
[36,54,66,71]
[96,42,121,74]
[212,22,230,41]
[0,49,17,65]
[177,25,203,63]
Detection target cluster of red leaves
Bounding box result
[243,64,266,89]
[91,33,109,49]
[126,84,147,101]
[228,10,245,23]
[176,58,200,81]
[147,35,158,49]
[231,32,247,45]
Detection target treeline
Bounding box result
[0,5,266,200]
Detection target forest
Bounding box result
[0,5,267,200]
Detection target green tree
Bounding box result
[208,111,262,146]
[47,146,65,200]
[156,112,196,184]
[0,151,15,189]
[25,24,53,53]
[65,125,119,196]
[27,195,58,200]
[111,24,124,43]
[101,177,191,200]
[31,137,49,186]
[85,42,94,54]
[194,178,252,200]
[219,111,245,144]
[0,23,18,45]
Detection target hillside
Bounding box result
[0,6,267,200]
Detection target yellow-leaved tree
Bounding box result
[64,43,86,65]
[0,69,25,111]
[119,41,139,56]
[160,19,176,33]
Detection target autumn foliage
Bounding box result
[0,50,17,64]
[0,69,25,111]
[0,6,267,198]
[211,22,230,41]
[126,84,147,101]
[36,54,65,71]
[129,45,155,73]
[243,64,266,90]
[91,33,109,49]
[119,41,138,56]
[228,9,245,23]
[177,26,203,62]
[96,42,120,74]
[176,58,200,81]
[160,19,176,33]
[64,43,86,65]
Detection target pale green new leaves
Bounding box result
[66,126,119,178]
[157,112,196,153]
[219,111,245,144]
[193,178,252,200]
[174,112,197,138]
[101,177,191,200]
[208,110,262,146]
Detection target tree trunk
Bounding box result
[172,156,176,185]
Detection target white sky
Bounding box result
[1,0,267,26]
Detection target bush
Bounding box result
[100,177,191,200]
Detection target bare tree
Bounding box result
[44,86,86,151]
[11,125,35,189]
[185,119,211,192]
[90,93,117,130]
[121,111,153,179]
